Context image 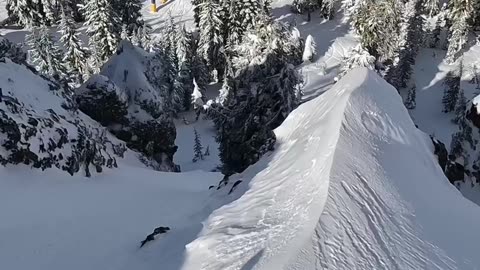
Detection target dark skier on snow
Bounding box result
[139,226,170,248]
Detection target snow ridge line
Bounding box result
[180,68,376,270]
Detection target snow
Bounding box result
[0,165,222,270]
[4,1,480,269]
[181,68,480,270]
[174,112,220,172]
[409,48,458,146]
[0,0,6,22]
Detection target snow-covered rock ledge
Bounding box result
[181,68,480,270]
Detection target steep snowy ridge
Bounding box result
[181,68,480,270]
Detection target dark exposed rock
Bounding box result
[445,161,465,184]
[466,103,480,129]
[431,136,448,171]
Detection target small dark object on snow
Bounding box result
[209,185,215,190]
[139,226,170,248]
[217,175,230,190]
[228,180,243,195]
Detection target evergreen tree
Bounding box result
[191,43,209,98]
[342,0,365,23]
[192,79,205,119]
[198,0,224,76]
[338,44,376,80]
[59,7,88,83]
[135,25,153,50]
[446,0,473,63]
[192,0,204,27]
[82,0,121,63]
[121,25,129,40]
[321,0,336,20]
[453,89,467,124]
[423,0,439,17]
[204,145,210,156]
[405,85,416,109]
[193,128,204,162]
[442,67,462,113]
[292,0,320,21]
[385,0,424,90]
[26,25,67,81]
[212,18,303,174]
[176,26,195,111]
[450,131,464,158]
[446,15,469,63]
[238,0,263,28]
[352,0,402,61]
[116,0,143,35]
[7,0,61,26]
[221,0,244,47]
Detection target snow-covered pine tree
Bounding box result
[473,0,480,30]
[42,0,58,25]
[453,88,467,124]
[215,54,236,106]
[192,128,204,162]
[352,0,402,61]
[192,79,205,119]
[60,7,88,83]
[303,34,316,62]
[121,24,129,40]
[292,0,321,21]
[116,0,143,36]
[423,0,439,17]
[341,0,364,23]
[6,0,37,26]
[385,0,424,90]
[82,0,121,64]
[176,25,195,111]
[221,0,244,48]
[405,85,416,109]
[446,0,473,63]
[135,25,153,51]
[212,18,303,174]
[192,0,204,27]
[450,131,464,158]
[27,25,67,81]
[239,0,263,27]
[64,0,84,22]
[337,44,376,80]
[425,13,442,48]
[442,66,462,113]
[320,0,336,20]
[446,16,469,63]
[198,0,224,77]
[469,64,480,86]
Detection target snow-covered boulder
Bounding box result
[76,41,179,172]
[0,57,126,177]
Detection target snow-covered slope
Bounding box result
[181,68,480,270]
[0,165,222,270]
[0,57,131,176]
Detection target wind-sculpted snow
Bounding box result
[181,68,480,270]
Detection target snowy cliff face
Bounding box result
[181,68,480,270]
[76,41,179,172]
[0,57,127,177]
